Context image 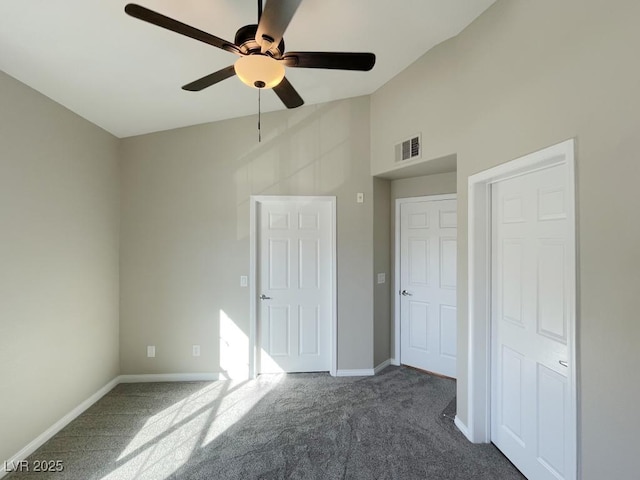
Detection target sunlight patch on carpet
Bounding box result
[100,377,282,480]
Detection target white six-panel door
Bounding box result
[399,197,457,378]
[257,199,332,373]
[491,163,574,480]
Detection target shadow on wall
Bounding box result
[119,97,369,380]
[208,99,366,378]
[232,100,354,241]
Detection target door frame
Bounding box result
[249,195,337,379]
[464,139,577,475]
[393,193,457,366]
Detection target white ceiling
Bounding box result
[0,0,495,138]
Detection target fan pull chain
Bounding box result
[258,88,262,143]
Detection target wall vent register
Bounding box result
[394,134,421,162]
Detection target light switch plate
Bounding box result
[356,192,364,203]
[240,275,248,287]
[192,345,201,357]
[147,345,155,358]
[377,273,386,284]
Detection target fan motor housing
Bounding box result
[235,24,285,58]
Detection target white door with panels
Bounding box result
[257,198,332,373]
[399,196,457,378]
[491,163,575,480]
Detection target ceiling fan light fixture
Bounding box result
[234,54,285,89]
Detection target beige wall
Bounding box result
[372,177,391,367]
[390,172,456,201]
[120,96,376,375]
[0,72,120,463]
[371,0,640,477]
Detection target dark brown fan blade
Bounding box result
[281,52,376,71]
[182,65,236,91]
[255,0,302,53]
[273,77,304,109]
[125,4,240,55]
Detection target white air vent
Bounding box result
[394,134,421,163]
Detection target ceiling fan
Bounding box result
[124,0,376,109]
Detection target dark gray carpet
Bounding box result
[6,366,524,479]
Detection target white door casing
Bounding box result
[396,195,457,378]
[249,196,336,377]
[464,139,576,479]
[492,163,573,479]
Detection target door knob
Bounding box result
[259,294,272,300]
[559,360,568,367]
[401,290,412,296]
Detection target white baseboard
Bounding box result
[118,373,219,383]
[454,415,473,442]
[374,359,391,374]
[335,368,375,377]
[337,360,393,377]
[2,377,120,479]
[390,358,400,366]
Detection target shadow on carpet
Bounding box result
[6,366,524,480]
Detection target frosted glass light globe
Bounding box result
[234,55,285,89]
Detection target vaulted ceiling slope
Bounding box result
[0,1,495,138]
